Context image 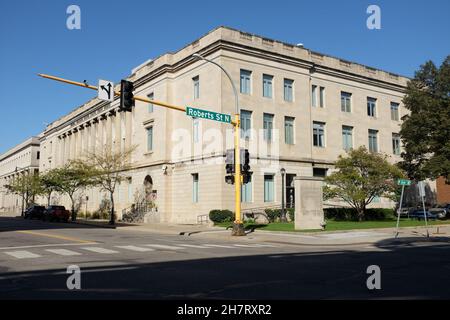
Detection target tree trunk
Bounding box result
[47,192,52,207]
[357,203,366,222]
[70,195,76,222]
[109,192,115,225]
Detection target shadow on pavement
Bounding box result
[1,236,449,300]
[0,216,115,232]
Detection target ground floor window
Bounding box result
[264,174,275,202]
[192,174,199,203]
[241,181,252,203]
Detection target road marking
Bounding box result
[145,244,186,250]
[232,244,264,248]
[0,243,96,250]
[45,249,81,256]
[251,244,278,248]
[115,245,155,252]
[203,244,235,249]
[81,247,119,254]
[4,250,41,259]
[17,230,95,244]
[178,244,210,249]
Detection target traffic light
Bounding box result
[225,149,235,184]
[120,80,134,112]
[241,149,252,185]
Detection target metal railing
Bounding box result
[121,203,153,223]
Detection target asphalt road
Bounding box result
[1,216,449,299]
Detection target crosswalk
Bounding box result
[1,242,277,260]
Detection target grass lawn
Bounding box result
[216,219,450,233]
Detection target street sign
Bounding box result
[397,179,412,186]
[418,181,426,197]
[186,106,232,124]
[98,79,114,102]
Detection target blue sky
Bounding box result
[0,0,449,154]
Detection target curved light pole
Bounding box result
[193,53,245,236]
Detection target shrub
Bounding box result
[287,208,295,221]
[265,209,282,223]
[324,208,395,221]
[209,209,234,223]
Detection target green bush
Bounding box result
[265,209,282,223]
[324,208,395,221]
[209,209,234,223]
[287,208,295,221]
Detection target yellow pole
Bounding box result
[232,114,245,236]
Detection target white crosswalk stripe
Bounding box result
[45,249,81,256]
[81,247,119,254]
[202,244,235,249]
[145,244,186,250]
[115,245,155,252]
[4,250,41,259]
[178,244,210,249]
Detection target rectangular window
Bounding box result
[263,74,273,98]
[341,92,352,112]
[240,110,252,139]
[392,133,401,155]
[311,85,317,107]
[193,76,200,99]
[192,174,199,203]
[391,102,399,121]
[284,116,295,145]
[264,174,275,202]
[319,87,325,108]
[367,97,377,117]
[313,168,328,178]
[263,113,274,142]
[368,129,378,153]
[241,180,252,203]
[342,125,353,151]
[240,70,251,94]
[146,127,153,151]
[313,122,325,147]
[284,79,294,102]
[147,93,154,113]
[193,119,200,143]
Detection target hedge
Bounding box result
[324,208,395,221]
[209,209,234,223]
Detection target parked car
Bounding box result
[24,205,46,220]
[429,207,448,219]
[396,207,414,217]
[42,205,71,222]
[408,209,439,221]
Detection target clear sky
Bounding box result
[0,0,449,154]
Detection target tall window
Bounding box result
[240,70,251,94]
[193,118,200,143]
[284,116,295,145]
[391,102,399,121]
[313,122,325,147]
[367,97,377,117]
[263,113,274,142]
[311,85,317,107]
[264,174,275,202]
[368,129,378,153]
[241,181,252,203]
[319,86,325,108]
[392,133,401,155]
[146,126,153,151]
[240,110,252,139]
[342,125,353,151]
[341,92,352,112]
[193,76,200,99]
[192,174,199,203]
[284,79,294,102]
[263,74,273,98]
[147,92,154,113]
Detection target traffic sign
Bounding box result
[397,179,412,186]
[186,106,232,124]
[98,79,114,102]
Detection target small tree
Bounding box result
[54,161,95,221]
[323,147,404,221]
[5,173,42,216]
[76,146,136,225]
[40,169,62,206]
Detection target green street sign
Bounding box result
[397,179,412,186]
[186,106,232,124]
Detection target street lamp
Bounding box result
[192,53,245,236]
[280,168,287,222]
[14,166,26,217]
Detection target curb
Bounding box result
[72,220,117,229]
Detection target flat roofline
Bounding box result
[0,137,40,162]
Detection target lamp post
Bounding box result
[192,53,245,236]
[14,166,27,217]
[280,168,287,222]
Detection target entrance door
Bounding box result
[286,174,296,208]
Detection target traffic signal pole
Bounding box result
[38,72,246,236]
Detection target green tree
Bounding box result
[40,169,63,206]
[53,161,95,221]
[323,147,404,221]
[400,56,450,182]
[74,146,135,225]
[5,173,42,216]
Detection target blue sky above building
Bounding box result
[0,0,449,153]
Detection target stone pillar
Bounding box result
[294,176,325,230]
